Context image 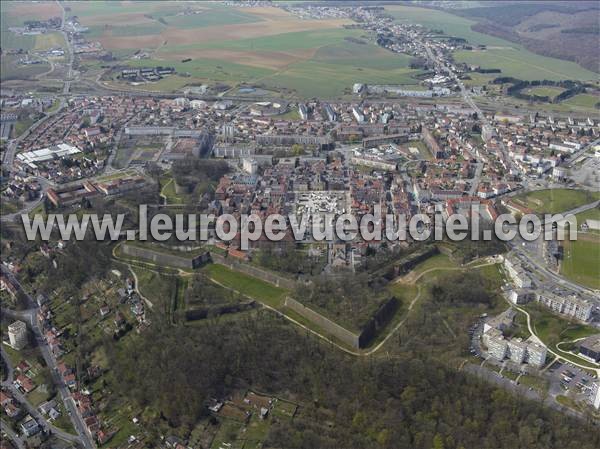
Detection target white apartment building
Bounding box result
[536,292,593,322]
[504,258,532,289]
[482,313,547,368]
[8,320,27,350]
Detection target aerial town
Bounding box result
[1,1,599,449]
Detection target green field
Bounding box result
[64,0,174,17]
[563,94,600,109]
[462,72,496,87]
[523,86,565,99]
[259,59,420,98]
[34,31,66,51]
[113,26,420,97]
[454,48,597,82]
[124,57,274,83]
[384,5,597,82]
[159,176,185,205]
[561,235,600,289]
[203,263,288,308]
[512,189,600,214]
[575,207,600,234]
[162,8,262,29]
[526,302,598,348]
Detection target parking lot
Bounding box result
[548,360,597,402]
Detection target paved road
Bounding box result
[510,301,600,376]
[1,268,96,449]
[565,138,600,168]
[507,200,600,297]
[1,418,25,449]
[57,0,74,95]
[424,42,516,180]
[1,346,82,444]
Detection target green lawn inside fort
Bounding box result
[511,189,600,214]
[203,263,288,308]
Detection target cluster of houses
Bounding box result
[490,112,598,178]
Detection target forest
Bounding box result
[3,218,598,449]
[105,309,600,449]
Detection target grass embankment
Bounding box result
[203,263,287,308]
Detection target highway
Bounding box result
[1,268,96,449]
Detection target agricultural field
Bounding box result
[1,1,62,49]
[1,55,51,81]
[383,5,597,82]
[563,94,600,109]
[561,233,600,290]
[71,3,422,97]
[453,48,597,82]
[511,189,600,215]
[386,4,510,47]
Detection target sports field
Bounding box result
[512,189,600,214]
[523,86,565,99]
[385,5,597,82]
[561,234,600,290]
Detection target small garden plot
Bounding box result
[218,403,250,423]
[271,398,298,419]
